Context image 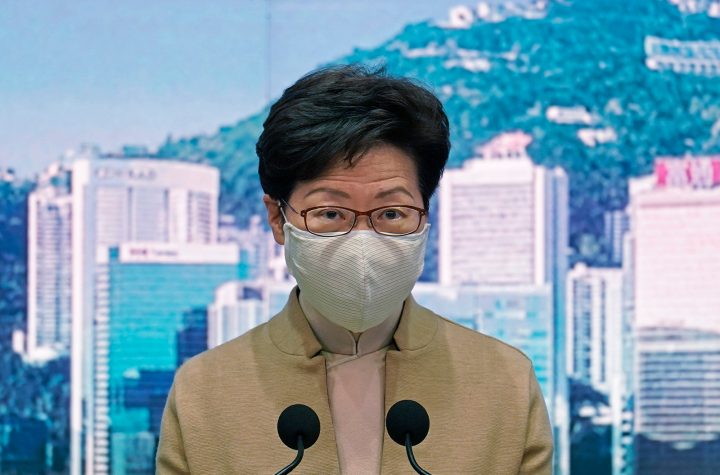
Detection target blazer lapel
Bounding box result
[381,295,447,474]
[267,287,341,474]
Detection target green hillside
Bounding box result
[158,0,720,264]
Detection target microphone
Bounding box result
[275,404,321,475]
[386,400,432,475]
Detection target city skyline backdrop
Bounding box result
[2,1,720,474]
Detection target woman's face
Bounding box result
[264,143,425,245]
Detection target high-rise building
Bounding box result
[218,214,277,281]
[566,263,634,474]
[27,161,73,361]
[613,233,636,475]
[604,210,629,266]
[630,157,720,332]
[437,131,570,473]
[88,242,240,475]
[59,145,222,475]
[566,263,624,395]
[628,156,720,474]
[634,327,720,474]
[207,281,269,349]
[438,132,568,289]
[218,212,296,284]
[28,146,220,364]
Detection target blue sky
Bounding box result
[0,0,461,177]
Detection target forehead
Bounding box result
[296,144,420,191]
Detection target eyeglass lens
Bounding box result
[304,206,421,236]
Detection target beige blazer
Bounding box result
[156,287,553,474]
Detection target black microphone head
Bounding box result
[277,404,320,450]
[386,400,430,447]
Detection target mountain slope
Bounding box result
[158,0,720,264]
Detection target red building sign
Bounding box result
[655,157,720,188]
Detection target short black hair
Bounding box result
[256,64,450,209]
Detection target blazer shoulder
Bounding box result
[435,314,534,369]
[174,321,271,383]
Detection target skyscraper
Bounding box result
[630,157,720,332]
[28,146,221,365]
[566,263,634,474]
[207,281,269,349]
[566,263,624,395]
[59,146,222,475]
[437,131,570,473]
[27,161,73,361]
[89,242,240,474]
[604,210,629,266]
[218,214,283,281]
[614,233,636,475]
[628,156,720,474]
[438,132,568,290]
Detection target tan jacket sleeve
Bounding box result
[156,379,190,474]
[519,365,554,475]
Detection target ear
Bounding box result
[263,194,285,245]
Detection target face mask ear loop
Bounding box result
[277,200,289,224]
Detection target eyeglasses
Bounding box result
[279,200,427,237]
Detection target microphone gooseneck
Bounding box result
[386,400,432,475]
[275,404,320,475]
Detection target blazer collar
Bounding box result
[268,286,439,358]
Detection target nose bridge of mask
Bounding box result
[356,230,370,325]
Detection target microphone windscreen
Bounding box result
[277,404,321,450]
[386,400,430,446]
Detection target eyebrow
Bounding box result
[304,187,352,199]
[374,186,415,200]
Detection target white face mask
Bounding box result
[283,222,429,333]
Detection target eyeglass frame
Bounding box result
[278,199,427,237]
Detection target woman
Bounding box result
[156,65,553,474]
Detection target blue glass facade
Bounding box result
[176,307,209,367]
[94,246,242,474]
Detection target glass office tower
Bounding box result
[89,242,241,474]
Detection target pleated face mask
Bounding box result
[283,222,430,333]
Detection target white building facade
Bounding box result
[628,156,720,473]
[62,146,220,475]
[566,263,624,395]
[438,132,568,289]
[27,162,74,361]
[208,281,272,349]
